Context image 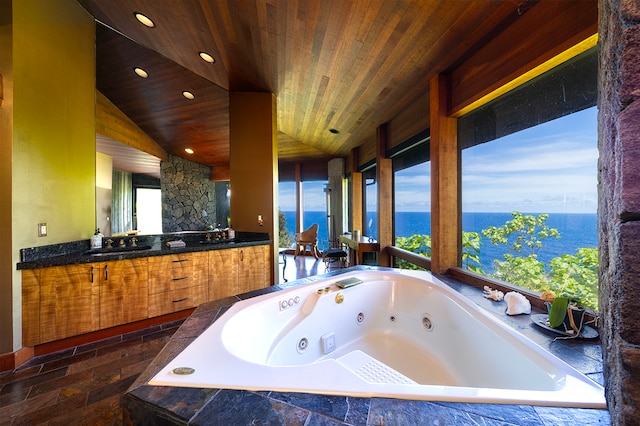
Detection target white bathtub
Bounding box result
[149,269,606,408]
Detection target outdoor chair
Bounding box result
[294,223,321,259]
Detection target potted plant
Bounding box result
[540,291,587,335]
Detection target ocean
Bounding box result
[281,211,597,270]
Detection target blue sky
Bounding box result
[280,106,598,214]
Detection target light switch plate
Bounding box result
[38,223,47,237]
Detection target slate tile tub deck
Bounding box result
[124,267,611,425]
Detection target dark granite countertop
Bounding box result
[124,266,610,425]
[17,231,271,270]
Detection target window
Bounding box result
[277,180,328,250]
[362,166,377,240]
[391,136,431,268]
[278,181,295,248]
[302,181,329,250]
[458,47,598,310]
[135,188,162,234]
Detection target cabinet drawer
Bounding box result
[148,284,208,317]
[148,252,207,270]
[149,270,197,294]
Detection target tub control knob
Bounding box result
[288,298,294,306]
[280,300,288,310]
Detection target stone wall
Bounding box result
[161,155,215,232]
[599,0,640,423]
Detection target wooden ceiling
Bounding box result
[77,0,531,175]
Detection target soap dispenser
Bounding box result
[90,228,103,249]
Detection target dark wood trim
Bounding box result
[386,245,431,271]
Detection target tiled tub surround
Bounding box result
[17,231,270,269]
[124,267,610,425]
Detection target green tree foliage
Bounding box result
[278,209,293,248]
[481,212,560,255]
[462,231,483,273]
[394,234,430,270]
[548,247,598,310]
[481,212,597,310]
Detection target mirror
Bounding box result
[96,135,161,237]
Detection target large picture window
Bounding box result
[458,47,598,310]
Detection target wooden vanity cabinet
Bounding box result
[99,258,148,329]
[209,245,271,299]
[22,258,150,346]
[147,252,208,317]
[21,244,270,346]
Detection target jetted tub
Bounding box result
[149,269,606,408]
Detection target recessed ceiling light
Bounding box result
[134,12,155,28]
[134,67,148,78]
[182,91,195,100]
[185,148,194,154]
[329,128,340,134]
[199,52,215,64]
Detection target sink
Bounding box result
[84,245,153,256]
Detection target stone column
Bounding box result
[599,0,640,423]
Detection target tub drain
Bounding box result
[422,314,434,331]
[356,312,365,324]
[172,367,195,375]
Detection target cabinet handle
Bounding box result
[172,297,189,303]
[91,266,94,283]
[173,276,189,281]
[172,259,188,263]
[105,265,109,280]
[241,250,244,261]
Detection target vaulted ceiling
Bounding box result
[77,0,536,177]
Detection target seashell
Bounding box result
[504,291,531,315]
[483,286,504,301]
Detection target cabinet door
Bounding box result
[99,258,149,329]
[191,251,209,287]
[39,264,100,343]
[238,245,271,294]
[209,248,239,300]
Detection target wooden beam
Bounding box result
[295,163,303,234]
[350,147,363,235]
[96,91,168,161]
[376,124,392,267]
[430,74,460,274]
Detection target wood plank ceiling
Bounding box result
[77,0,529,177]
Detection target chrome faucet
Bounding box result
[130,237,138,247]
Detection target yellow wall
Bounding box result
[5,0,95,351]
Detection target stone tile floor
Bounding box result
[0,320,184,425]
